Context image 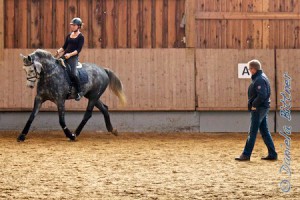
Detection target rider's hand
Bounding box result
[248,103,252,112]
[64,53,71,59]
[54,51,59,58]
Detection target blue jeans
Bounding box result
[243,108,277,157]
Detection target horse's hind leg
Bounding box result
[17,96,43,142]
[75,99,96,137]
[95,100,118,136]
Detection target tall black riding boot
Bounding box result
[66,55,82,101]
[74,75,83,101]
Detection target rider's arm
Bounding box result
[56,48,64,54]
[61,34,70,50]
[68,50,78,57]
[76,34,84,54]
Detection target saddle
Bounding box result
[57,58,89,97]
[58,58,82,69]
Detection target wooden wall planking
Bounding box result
[5,0,300,49]
[55,0,66,48]
[1,49,8,109]
[196,49,276,111]
[90,0,103,48]
[14,0,28,48]
[41,0,53,48]
[167,0,176,47]
[185,0,195,48]
[30,0,42,48]
[0,0,3,108]
[105,0,115,48]
[4,0,185,49]
[129,0,138,48]
[174,0,185,48]
[78,0,89,48]
[118,0,128,48]
[1,48,300,111]
[78,48,195,110]
[194,0,300,49]
[0,0,3,59]
[67,0,78,25]
[143,0,152,48]
[4,0,14,48]
[0,49,195,111]
[276,49,300,110]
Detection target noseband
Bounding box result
[24,62,40,82]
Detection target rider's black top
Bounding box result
[62,33,84,55]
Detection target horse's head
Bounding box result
[20,53,43,89]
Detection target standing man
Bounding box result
[235,59,278,161]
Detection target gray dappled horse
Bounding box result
[18,49,126,142]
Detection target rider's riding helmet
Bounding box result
[70,17,83,28]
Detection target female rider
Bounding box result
[55,17,84,101]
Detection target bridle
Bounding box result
[24,62,40,82]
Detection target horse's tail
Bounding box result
[105,68,127,106]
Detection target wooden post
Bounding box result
[185,0,195,48]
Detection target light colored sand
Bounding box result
[0,131,299,199]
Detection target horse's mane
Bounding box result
[33,49,55,60]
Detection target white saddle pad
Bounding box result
[77,62,82,68]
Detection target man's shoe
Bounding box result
[235,154,250,161]
[75,93,83,101]
[261,155,278,161]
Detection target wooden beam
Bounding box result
[185,0,195,48]
[0,0,4,61]
[196,12,300,20]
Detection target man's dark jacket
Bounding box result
[248,70,271,109]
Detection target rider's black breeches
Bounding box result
[66,55,81,93]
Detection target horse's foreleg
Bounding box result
[57,101,76,141]
[95,100,117,136]
[17,97,43,142]
[75,100,95,136]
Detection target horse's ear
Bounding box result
[33,61,43,73]
[20,54,27,63]
[20,54,26,59]
[28,55,32,62]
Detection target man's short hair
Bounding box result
[248,59,262,70]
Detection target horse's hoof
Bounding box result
[17,134,26,142]
[111,129,118,136]
[69,133,76,141]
